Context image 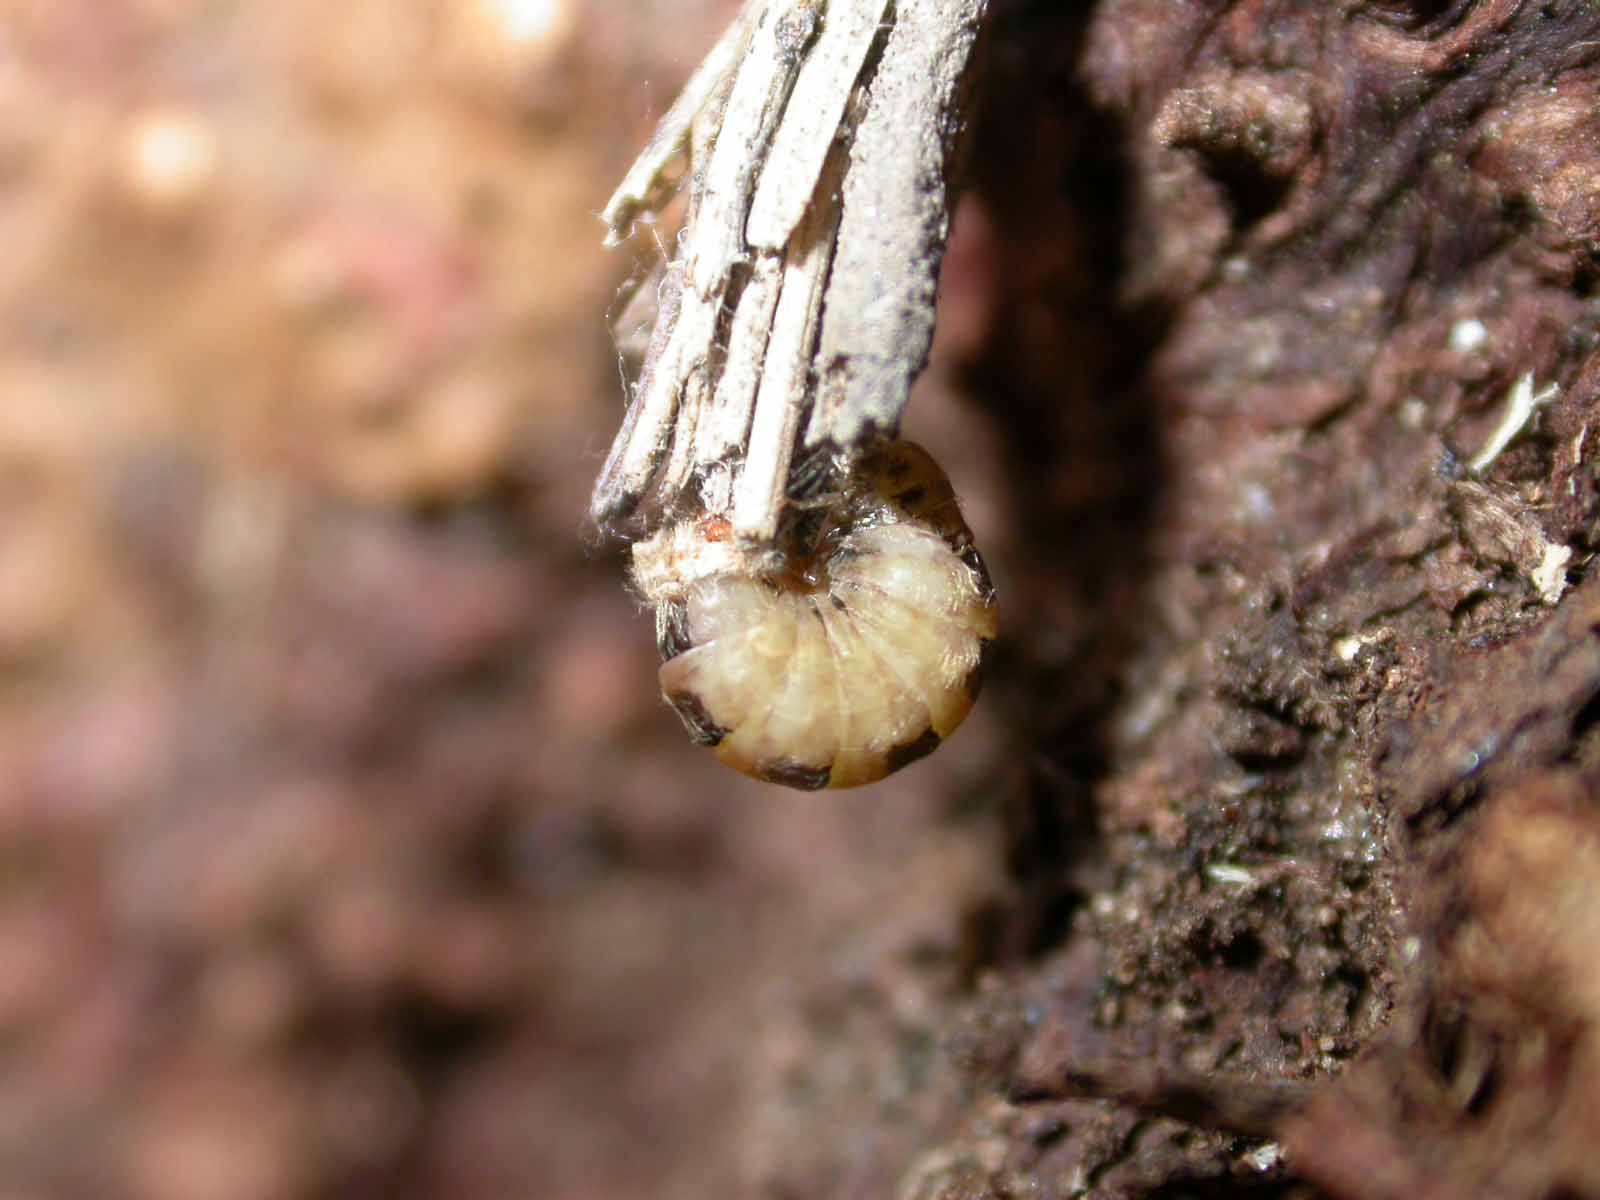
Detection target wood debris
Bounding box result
[589,0,989,540]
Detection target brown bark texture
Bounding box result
[743,2,1600,1197]
[6,2,1600,1198]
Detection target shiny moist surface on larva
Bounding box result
[630,442,997,790]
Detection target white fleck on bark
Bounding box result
[589,0,989,538]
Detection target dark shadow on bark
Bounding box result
[966,0,1171,951]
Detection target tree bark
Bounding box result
[739,2,1600,1196]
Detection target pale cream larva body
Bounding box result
[630,441,997,790]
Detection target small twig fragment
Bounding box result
[733,148,846,540]
[590,270,723,524]
[692,258,783,509]
[745,0,891,252]
[806,0,988,449]
[684,0,821,298]
[600,5,756,247]
[1469,371,1559,473]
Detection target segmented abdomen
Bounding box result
[632,442,997,790]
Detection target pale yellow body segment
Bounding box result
[633,442,996,790]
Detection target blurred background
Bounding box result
[0,2,1019,1196]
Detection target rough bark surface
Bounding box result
[11,2,1600,1197]
[742,2,1600,1197]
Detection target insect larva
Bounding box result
[629,441,997,789]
